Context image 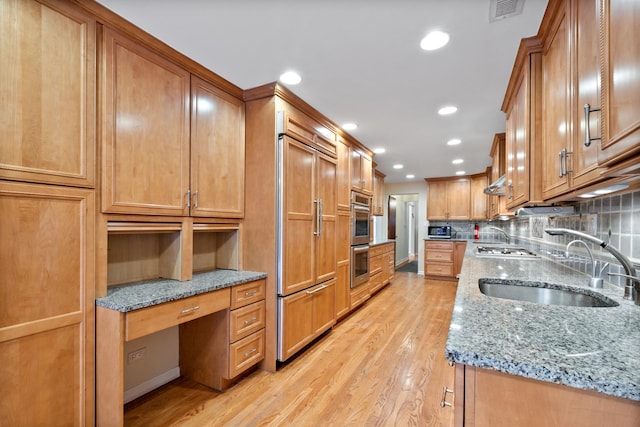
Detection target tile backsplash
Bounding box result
[429,189,640,290]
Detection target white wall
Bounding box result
[383,181,428,274]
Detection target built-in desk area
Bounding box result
[96,270,266,426]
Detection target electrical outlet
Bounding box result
[127,347,146,364]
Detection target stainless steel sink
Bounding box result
[478,279,619,307]
[474,246,540,260]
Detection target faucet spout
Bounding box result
[545,228,639,304]
[488,226,510,245]
[565,239,602,288]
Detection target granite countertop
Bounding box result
[446,244,640,401]
[96,269,267,312]
[370,239,395,246]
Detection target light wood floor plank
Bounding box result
[124,272,457,426]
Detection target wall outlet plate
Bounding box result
[127,347,146,364]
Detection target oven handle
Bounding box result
[352,204,370,212]
[352,245,370,254]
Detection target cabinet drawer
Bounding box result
[126,288,230,341]
[370,245,386,257]
[426,251,454,262]
[231,279,266,309]
[425,263,455,277]
[350,283,370,309]
[228,330,264,379]
[425,241,454,251]
[370,255,384,274]
[229,301,265,342]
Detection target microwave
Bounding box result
[428,225,452,239]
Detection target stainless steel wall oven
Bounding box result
[350,191,371,288]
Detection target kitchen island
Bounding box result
[446,243,640,425]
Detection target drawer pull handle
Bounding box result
[180,306,200,315]
[244,290,258,297]
[244,348,257,358]
[244,317,258,325]
[440,386,453,408]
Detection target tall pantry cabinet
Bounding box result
[0,0,96,425]
[244,83,338,369]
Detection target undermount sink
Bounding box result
[478,279,619,307]
[474,245,540,260]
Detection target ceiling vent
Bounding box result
[489,0,525,22]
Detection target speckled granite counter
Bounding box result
[445,244,640,401]
[96,270,267,312]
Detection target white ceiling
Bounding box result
[98,0,547,183]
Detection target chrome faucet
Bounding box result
[546,228,639,305]
[565,239,609,289]
[488,226,510,245]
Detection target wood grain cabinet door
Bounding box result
[315,152,337,284]
[0,181,95,426]
[0,0,96,188]
[190,75,245,218]
[598,0,640,165]
[101,27,190,215]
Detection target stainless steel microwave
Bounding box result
[428,225,452,239]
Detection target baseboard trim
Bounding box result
[124,367,181,404]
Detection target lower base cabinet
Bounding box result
[278,279,336,361]
[424,241,467,280]
[455,364,640,427]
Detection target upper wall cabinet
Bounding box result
[597,0,640,171]
[101,28,245,217]
[426,177,471,221]
[190,76,245,218]
[540,0,606,199]
[351,148,373,195]
[336,137,351,211]
[502,37,543,210]
[372,169,386,216]
[0,0,96,188]
[101,27,191,215]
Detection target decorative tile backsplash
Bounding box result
[429,189,640,290]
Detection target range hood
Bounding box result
[484,174,506,196]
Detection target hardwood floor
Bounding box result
[124,272,458,426]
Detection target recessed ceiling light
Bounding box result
[279,71,302,85]
[420,30,450,51]
[456,171,466,175]
[373,148,386,154]
[406,174,415,179]
[447,138,461,146]
[393,164,404,169]
[452,159,464,165]
[438,106,458,115]
[342,123,358,131]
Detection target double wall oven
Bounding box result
[350,192,371,288]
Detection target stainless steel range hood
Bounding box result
[484,174,506,196]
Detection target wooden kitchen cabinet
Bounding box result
[487,133,510,219]
[351,147,373,195]
[281,135,337,296]
[426,177,471,220]
[102,28,245,218]
[0,181,95,426]
[190,75,245,218]
[424,240,466,281]
[337,136,352,211]
[0,0,96,188]
[373,169,386,216]
[455,364,640,427]
[598,0,640,169]
[180,279,266,391]
[101,27,191,216]
[278,279,336,361]
[336,211,351,319]
[540,0,604,199]
[502,37,544,209]
[470,173,488,220]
